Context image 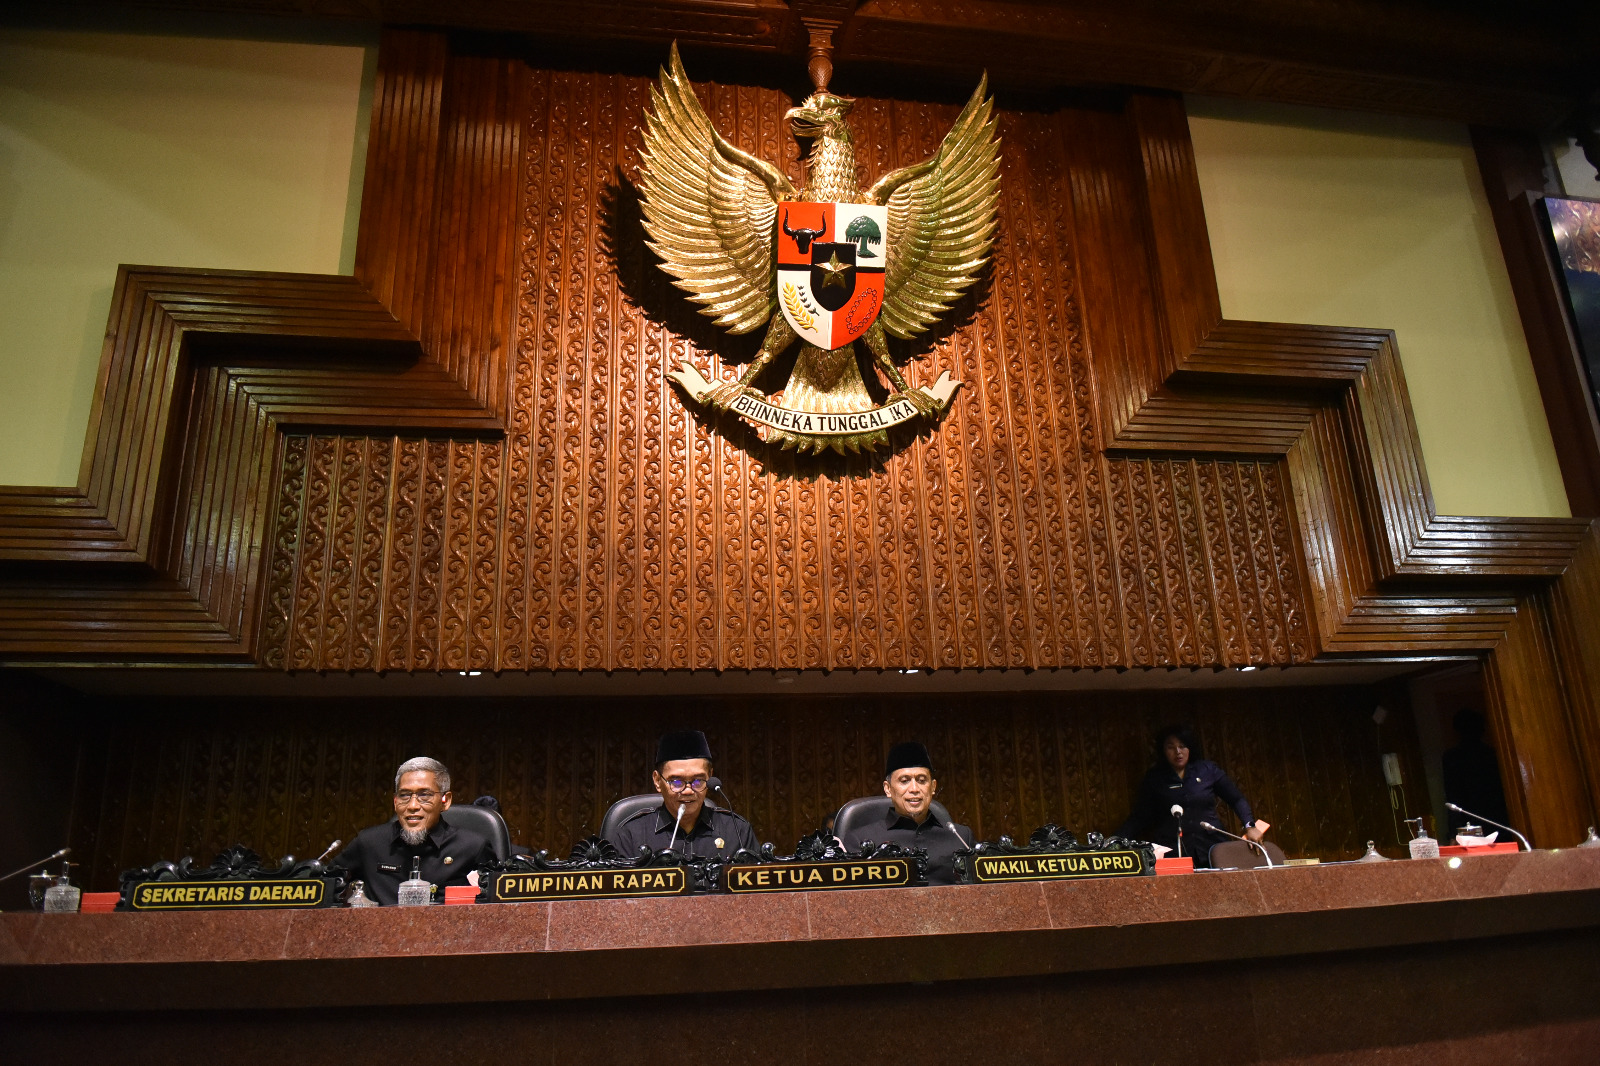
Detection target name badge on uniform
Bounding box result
[379,864,399,873]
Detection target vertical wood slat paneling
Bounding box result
[1548,523,1600,824]
[355,31,446,338]
[263,61,1310,673]
[62,686,1415,891]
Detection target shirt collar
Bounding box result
[884,806,933,832]
[653,802,713,834]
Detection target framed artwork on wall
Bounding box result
[1543,197,1600,417]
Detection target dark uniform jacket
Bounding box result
[606,803,759,861]
[333,818,495,906]
[1116,759,1254,867]
[839,807,974,886]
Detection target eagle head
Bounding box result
[785,92,855,139]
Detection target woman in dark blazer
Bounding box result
[1116,725,1264,867]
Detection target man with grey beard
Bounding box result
[333,757,495,905]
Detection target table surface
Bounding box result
[4,848,1598,1012]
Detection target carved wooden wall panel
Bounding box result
[60,686,1418,891]
[263,440,1307,672]
[259,63,1311,672]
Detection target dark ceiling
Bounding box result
[14,0,1599,130]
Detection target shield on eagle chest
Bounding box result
[777,201,887,349]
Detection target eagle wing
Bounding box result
[866,76,1002,339]
[638,43,796,334]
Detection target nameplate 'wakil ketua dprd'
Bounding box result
[959,826,1155,884]
[969,850,1148,883]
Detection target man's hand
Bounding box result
[1244,822,1266,843]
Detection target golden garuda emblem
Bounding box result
[639,44,1001,453]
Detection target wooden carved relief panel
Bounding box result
[259,53,1311,672]
[61,686,1416,891]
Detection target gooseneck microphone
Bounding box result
[1445,802,1531,852]
[946,819,972,851]
[1202,821,1274,868]
[944,817,974,879]
[710,777,735,813]
[1171,804,1184,860]
[0,847,70,884]
[314,839,342,864]
[665,801,685,854]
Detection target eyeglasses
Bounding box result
[394,790,442,805]
[665,775,709,793]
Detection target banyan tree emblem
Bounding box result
[639,43,1002,453]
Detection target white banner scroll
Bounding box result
[668,362,960,436]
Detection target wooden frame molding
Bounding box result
[0,33,1594,842]
[1470,126,1600,519]
[1093,93,1599,846]
[0,31,515,658]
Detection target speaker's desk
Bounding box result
[4,847,1599,1062]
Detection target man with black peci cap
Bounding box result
[839,741,974,886]
[606,730,760,860]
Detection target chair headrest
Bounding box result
[440,804,511,861]
[1206,839,1286,869]
[599,793,664,845]
[833,795,954,840]
[599,788,733,841]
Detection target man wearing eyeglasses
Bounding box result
[606,730,759,860]
[332,756,495,905]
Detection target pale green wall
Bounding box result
[0,29,371,487]
[1187,96,1570,519]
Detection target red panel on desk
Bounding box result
[443,885,479,905]
[1155,857,1194,875]
[1439,842,1520,857]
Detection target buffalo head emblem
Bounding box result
[782,210,827,254]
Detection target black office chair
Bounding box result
[601,768,742,845]
[599,793,665,844]
[1207,839,1287,869]
[441,804,511,862]
[599,781,733,845]
[832,796,961,843]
